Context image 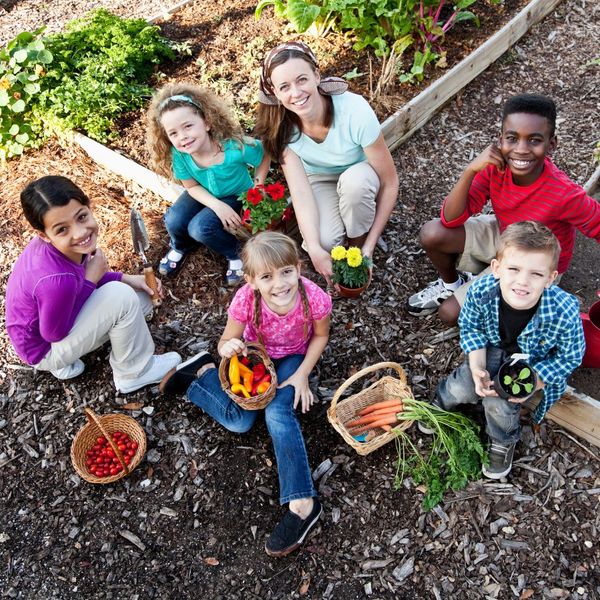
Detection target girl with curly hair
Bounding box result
[147,83,270,285]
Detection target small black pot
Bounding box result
[493,359,537,400]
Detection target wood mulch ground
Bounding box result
[1,1,599,598]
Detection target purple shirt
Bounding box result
[5,237,122,365]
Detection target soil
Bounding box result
[1,1,600,599]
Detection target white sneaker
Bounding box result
[50,359,85,380]
[115,352,182,393]
[407,272,473,316]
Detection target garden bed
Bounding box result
[1,0,600,598]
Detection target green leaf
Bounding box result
[287,0,321,33]
[13,49,28,63]
[11,99,26,112]
[0,90,9,106]
[518,367,531,380]
[9,124,19,135]
[37,50,53,64]
[502,375,512,385]
[511,383,520,395]
[15,132,29,144]
[523,383,534,394]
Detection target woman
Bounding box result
[254,41,398,282]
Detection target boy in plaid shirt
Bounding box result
[420,221,585,479]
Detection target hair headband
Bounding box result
[158,94,202,112]
[258,41,348,106]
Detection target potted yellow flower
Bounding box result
[331,246,372,298]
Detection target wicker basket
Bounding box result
[218,342,277,410]
[327,362,414,456]
[70,408,147,484]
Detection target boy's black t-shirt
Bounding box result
[498,292,540,355]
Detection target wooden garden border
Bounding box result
[73,0,600,447]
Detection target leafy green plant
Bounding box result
[239,180,291,234]
[331,246,372,289]
[34,9,174,143]
[502,367,534,396]
[0,28,52,161]
[393,398,486,510]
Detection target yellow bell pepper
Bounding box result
[231,383,250,398]
[228,354,240,385]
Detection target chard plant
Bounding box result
[502,367,534,396]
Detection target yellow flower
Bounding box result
[0,77,10,90]
[346,247,363,268]
[331,246,346,261]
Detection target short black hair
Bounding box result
[21,176,90,231]
[502,94,557,137]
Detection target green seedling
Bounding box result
[503,367,534,396]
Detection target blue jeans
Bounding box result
[164,191,241,261]
[436,346,521,444]
[186,354,316,504]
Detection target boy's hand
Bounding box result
[471,368,498,397]
[219,338,246,358]
[468,144,506,174]
[84,248,109,284]
[278,371,314,413]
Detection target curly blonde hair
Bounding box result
[146,82,244,180]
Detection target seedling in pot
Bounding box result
[502,367,534,396]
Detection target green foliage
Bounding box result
[502,367,534,396]
[331,246,372,289]
[0,28,52,161]
[256,0,485,81]
[394,399,486,510]
[34,9,174,143]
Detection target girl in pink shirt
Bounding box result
[160,231,331,557]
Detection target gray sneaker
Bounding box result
[482,440,516,479]
[115,352,182,394]
[407,272,473,316]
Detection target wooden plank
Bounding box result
[382,0,564,151]
[74,133,184,203]
[545,386,600,449]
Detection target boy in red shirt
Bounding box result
[407,94,600,326]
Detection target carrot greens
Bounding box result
[394,398,486,510]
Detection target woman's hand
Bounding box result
[308,245,333,284]
[84,248,108,284]
[212,201,242,230]
[278,371,314,413]
[122,273,163,299]
[219,338,247,358]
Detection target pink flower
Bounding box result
[246,187,263,206]
[265,182,285,201]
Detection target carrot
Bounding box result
[363,404,403,417]
[381,425,392,431]
[347,405,403,426]
[358,399,405,416]
[346,412,396,428]
[350,415,399,434]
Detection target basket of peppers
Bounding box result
[218,342,277,410]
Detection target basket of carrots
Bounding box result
[218,342,277,410]
[327,362,414,456]
[70,408,147,484]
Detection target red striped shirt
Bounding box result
[441,157,600,272]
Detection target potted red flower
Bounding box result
[236,180,293,237]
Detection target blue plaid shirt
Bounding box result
[459,274,585,423]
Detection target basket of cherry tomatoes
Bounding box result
[218,342,277,410]
[70,408,147,484]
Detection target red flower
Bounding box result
[241,209,251,223]
[265,183,285,201]
[282,206,292,222]
[246,187,263,206]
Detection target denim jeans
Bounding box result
[164,191,241,261]
[186,353,316,504]
[436,346,521,444]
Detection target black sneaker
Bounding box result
[482,440,516,479]
[265,498,322,557]
[158,351,215,395]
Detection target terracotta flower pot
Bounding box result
[338,281,369,298]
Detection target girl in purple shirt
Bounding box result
[5,176,181,393]
[159,231,331,558]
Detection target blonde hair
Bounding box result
[146,82,244,180]
[241,232,311,343]
[497,221,561,270]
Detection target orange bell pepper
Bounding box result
[254,381,270,395]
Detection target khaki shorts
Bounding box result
[453,214,562,306]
